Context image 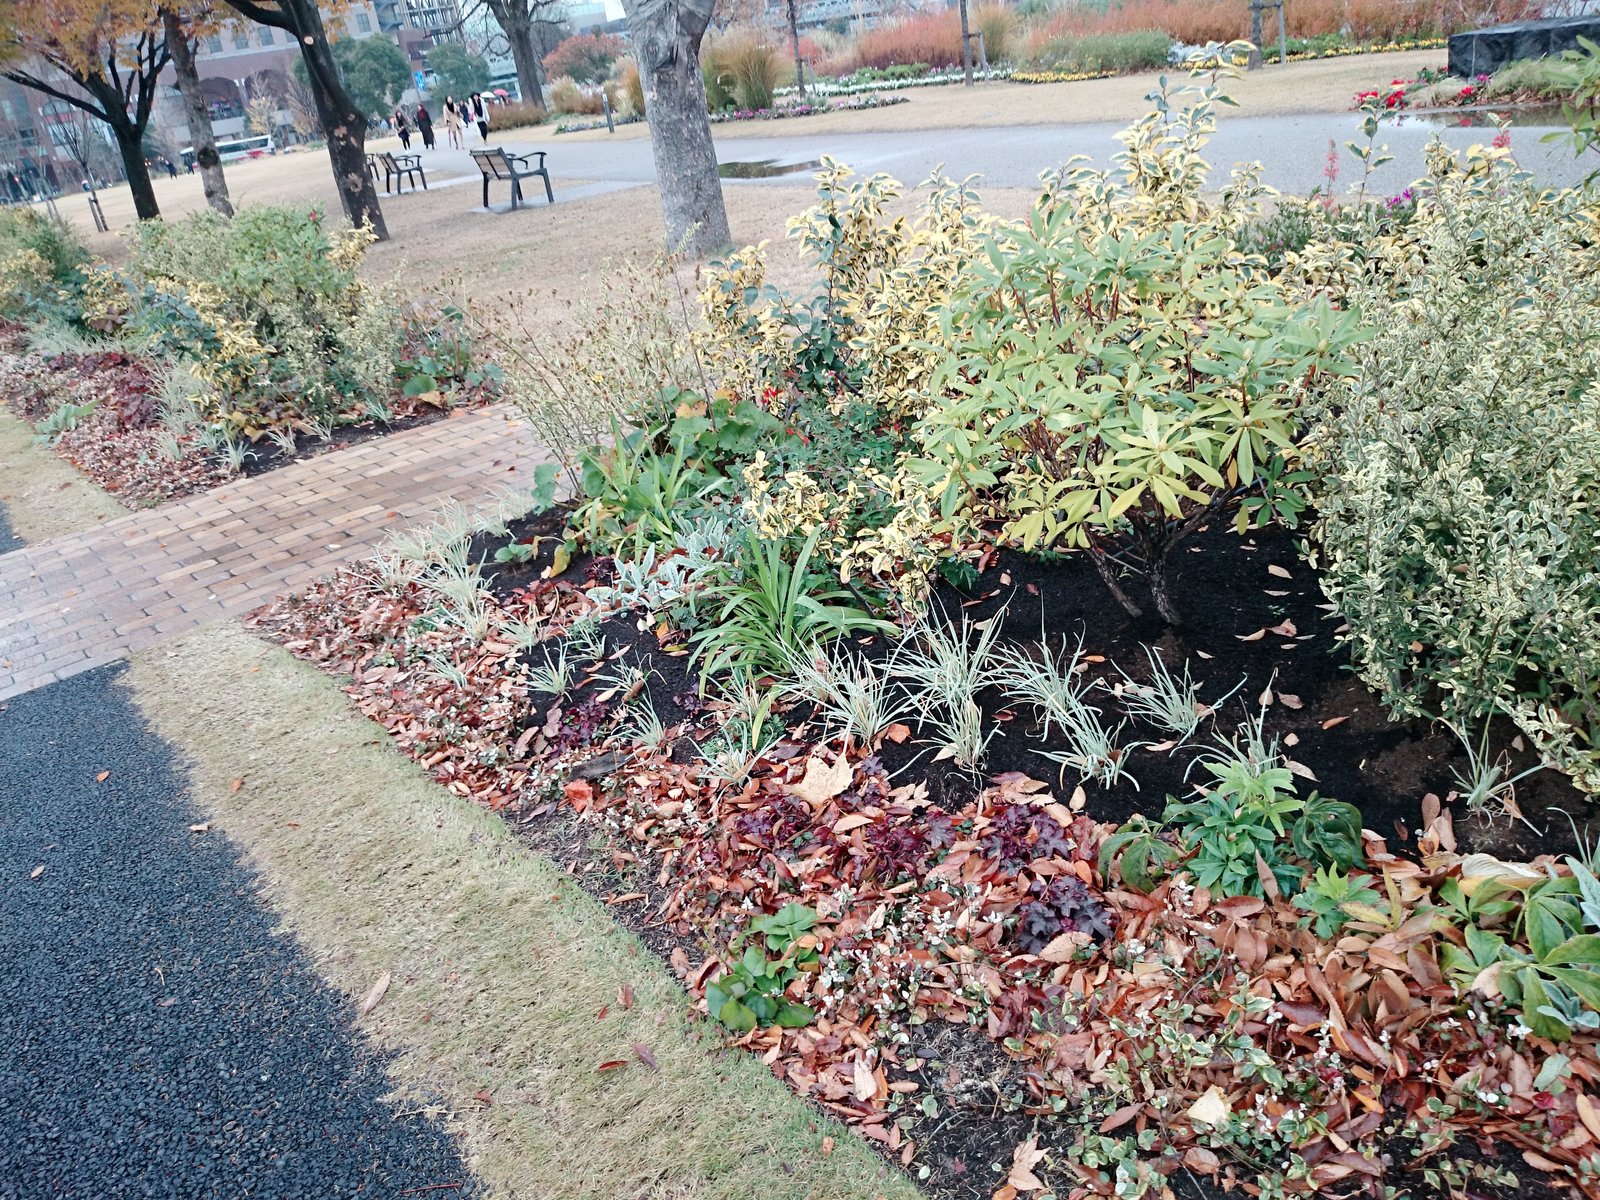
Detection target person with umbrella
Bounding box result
[415,101,435,150]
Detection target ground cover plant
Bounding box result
[253,69,1600,1200]
[0,204,496,507]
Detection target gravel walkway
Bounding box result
[0,665,475,1199]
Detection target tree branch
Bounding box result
[222,0,294,31]
[0,67,112,124]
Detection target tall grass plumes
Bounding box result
[705,30,782,110]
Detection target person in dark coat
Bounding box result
[393,108,411,150]
[470,94,489,142]
[415,102,435,150]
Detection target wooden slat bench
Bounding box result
[376,151,426,195]
[470,147,554,211]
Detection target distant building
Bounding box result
[158,2,444,148]
[0,79,82,199]
[766,0,887,30]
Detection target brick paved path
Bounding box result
[0,407,553,701]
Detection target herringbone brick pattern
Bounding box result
[0,406,551,700]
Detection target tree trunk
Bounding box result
[958,0,973,86]
[786,0,805,101]
[292,10,388,240]
[1247,0,1265,69]
[162,9,233,217]
[503,15,548,110]
[625,0,729,260]
[1088,542,1143,620]
[109,120,161,221]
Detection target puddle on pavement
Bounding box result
[1389,103,1567,128]
[718,158,822,179]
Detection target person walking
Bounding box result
[415,101,435,151]
[469,94,489,143]
[443,97,463,149]
[393,108,411,151]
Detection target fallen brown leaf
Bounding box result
[358,971,391,1016]
[596,1059,629,1072]
[632,1042,658,1072]
[1267,563,1293,578]
[788,755,853,805]
[1237,629,1266,642]
[94,771,109,783]
[1321,716,1350,730]
[229,778,245,794]
[1006,1136,1048,1191]
[29,864,44,880]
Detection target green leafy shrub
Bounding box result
[1439,869,1600,1041]
[101,207,417,435]
[913,79,1362,623]
[1292,866,1384,938]
[1307,144,1600,795]
[0,208,88,321]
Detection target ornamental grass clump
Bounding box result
[1307,142,1600,797]
[911,71,1364,624]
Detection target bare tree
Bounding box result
[623,0,729,259]
[785,0,804,100]
[445,0,564,110]
[219,0,387,238]
[162,6,233,215]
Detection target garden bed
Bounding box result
[0,327,493,508]
[251,501,1597,1200]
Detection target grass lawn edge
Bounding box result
[125,621,923,1200]
[0,408,124,543]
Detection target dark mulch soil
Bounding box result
[457,514,1588,1200]
[882,522,1592,862]
[234,404,469,478]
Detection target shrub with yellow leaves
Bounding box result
[111,206,402,435]
[694,159,990,420]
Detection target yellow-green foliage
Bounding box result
[740,450,944,605]
[695,158,991,421]
[0,207,87,316]
[112,206,398,434]
[910,77,1361,622]
[1307,144,1600,794]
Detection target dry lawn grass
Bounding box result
[127,622,922,1200]
[0,409,125,542]
[550,47,1442,143]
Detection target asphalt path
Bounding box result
[411,109,1590,200]
[0,665,473,1199]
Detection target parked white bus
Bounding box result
[179,134,275,169]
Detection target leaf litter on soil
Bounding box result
[248,517,1599,1200]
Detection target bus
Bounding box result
[179,134,275,169]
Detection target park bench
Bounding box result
[470,147,554,211]
[376,151,426,195]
